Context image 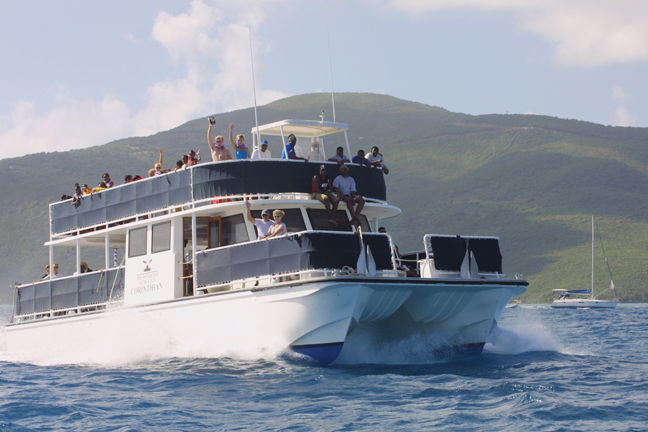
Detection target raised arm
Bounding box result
[207,124,213,147]
[157,148,163,168]
[244,200,255,224]
[207,118,218,161]
[229,122,236,150]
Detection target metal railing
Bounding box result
[11,267,125,323]
[50,160,388,236]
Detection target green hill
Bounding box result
[1,92,647,303]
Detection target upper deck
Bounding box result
[50,160,390,238]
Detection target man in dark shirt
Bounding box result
[311,165,339,224]
[352,149,371,167]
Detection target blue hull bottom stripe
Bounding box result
[291,342,344,364]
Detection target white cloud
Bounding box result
[0,96,133,159]
[611,86,632,126]
[0,0,288,160]
[372,0,648,67]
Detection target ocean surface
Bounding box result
[1,304,647,431]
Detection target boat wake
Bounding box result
[0,306,287,367]
[484,315,563,355]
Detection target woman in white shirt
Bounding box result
[265,209,287,238]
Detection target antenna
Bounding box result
[327,33,336,122]
[248,27,260,148]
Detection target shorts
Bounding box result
[312,192,339,203]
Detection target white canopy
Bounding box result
[250,119,351,158]
[251,119,349,138]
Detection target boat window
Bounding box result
[208,218,221,249]
[128,226,147,257]
[306,209,353,232]
[221,214,249,246]
[152,221,171,253]
[357,214,371,232]
[251,208,306,233]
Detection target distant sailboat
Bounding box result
[551,216,618,309]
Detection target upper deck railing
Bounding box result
[50,160,387,235]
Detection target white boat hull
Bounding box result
[5,278,525,364]
[551,298,617,308]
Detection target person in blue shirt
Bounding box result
[281,134,307,161]
[351,149,371,167]
[229,122,250,159]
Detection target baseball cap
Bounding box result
[261,139,268,146]
[261,209,272,216]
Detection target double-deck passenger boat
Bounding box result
[5,119,527,364]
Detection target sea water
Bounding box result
[1,304,647,431]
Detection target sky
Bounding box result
[1,0,647,160]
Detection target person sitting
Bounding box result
[251,140,272,159]
[82,184,93,195]
[307,140,324,161]
[366,146,389,174]
[281,134,307,161]
[188,149,201,166]
[332,165,365,225]
[264,209,287,238]
[352,149,371,167]
[328,146,350,165]
[229,122,250,159]
[71,183,83,206]
[207,116,233,161]
[245,200,274,239]
[378,227,415,276]
[311,165,339,224]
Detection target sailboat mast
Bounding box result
[591,215,595,299]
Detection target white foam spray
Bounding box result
[0,305,288,367]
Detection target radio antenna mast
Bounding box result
[248,27,260,147]
[327,34,337,122]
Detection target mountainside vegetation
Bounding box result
[1,92,647,303]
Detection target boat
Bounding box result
[551,216,618,309]
[4,117,527,364]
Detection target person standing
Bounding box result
[327,146,350,165]
[229,122,250,159]
[206,116,233,161]
[281,134,307,161]
[245,200,274,239]
[251,140,272,159]
[264,210,287,238]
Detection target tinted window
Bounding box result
[152,221,171,253]
[209,219,220,248]
[307,209,353,232]
[357,214,371,232]
[221,214,249,246]
[128,227,147,257]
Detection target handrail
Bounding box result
[11,266,125,322]
[49,160,388,236]
[195,231,396,289]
